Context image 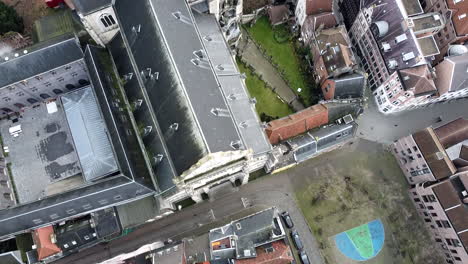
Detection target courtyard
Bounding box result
[289,140,444,264]
[237,59,293,120]
[245,16,315,106]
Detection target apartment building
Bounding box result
[300,12,337,46]
[410,172,468,264]
[420,0,468,64]
[393,118,467,184]
[349,0,444,90]
[393,118,468,263]
[295,0,333,26]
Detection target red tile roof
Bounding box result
[306,0,333,15]
[268,5,290,25]
[434,118,468,149]
[234,241,294,264]
[447,0,468,37]
[265,104,328,144]
[32,226,61,260]
[301,13,337,45]
[399,65,437,96]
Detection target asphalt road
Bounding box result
[357,92,468,144]
[53,174,324,264]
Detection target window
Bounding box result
[455,257,461,261]
[100,14,116,28]
[446,239,453,246]
[66,84,76,90]
[424,218,431,223]
[53,89,63,95]
[428,195,436,202]
[436,220,443,227]
[40,93,50,99]
[427,206,434,210]
[442,220,451,228]
[27,98,38,104]
[14,103,25,109]
[450,249,457,254]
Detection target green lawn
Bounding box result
[237,59,293,120]
[292,140,444,264]
[246,16,313,105]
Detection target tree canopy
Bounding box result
[0,2,23,35]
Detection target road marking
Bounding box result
[209,209,215,220]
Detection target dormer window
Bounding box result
[100,14,116,28]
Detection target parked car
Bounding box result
[291,230,303,250]
[299,250,310,264]
[280,211,294,228]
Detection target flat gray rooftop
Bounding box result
[417,36,440,57]
[0,101,83,203]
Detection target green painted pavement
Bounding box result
[345,223,374,259]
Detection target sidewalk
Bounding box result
[238,30,305,112]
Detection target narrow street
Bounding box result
[357,93,468,144]
[53,173,323,264]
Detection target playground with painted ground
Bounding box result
[291,139,444,264]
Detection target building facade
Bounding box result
[410,172,468,264]
[69,0,271,208]
[345,0,468,114]
[393,119,468,263]
[420,0,468,64]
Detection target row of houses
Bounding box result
[393,118,468,263]
[340,0,468,114]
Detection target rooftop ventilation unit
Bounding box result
[169,123,179,131]
[395,33,408,44]
[388,59,398,69]
[382,42,391,52]
[193,50,205,59]
[448,45,468,56]
[435,151,445,160]
[371,21,389,38]
[402,52,415,61]
[153,154,164,164]
[230,140,242,150]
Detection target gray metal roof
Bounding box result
[310,123,356,151]
[447,54,468,92]
[61,87,119,182]
[333,73,365,99]
[84,45,159,190]
[113,0,244,175]
[364,0,422,73]
[0,251,22,264]
[0,37,84,88]
[209,208,278,259]
[192,12,272,156]
[72,0,112,15]
[0,175,154,238]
